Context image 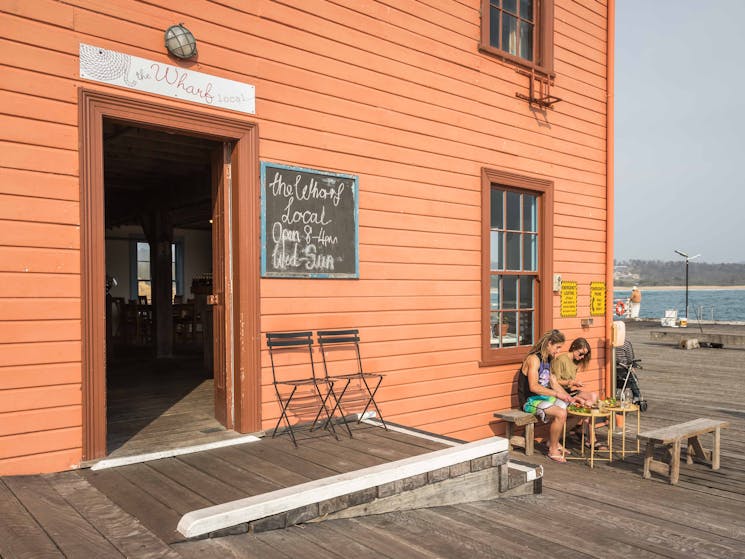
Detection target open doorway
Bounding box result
[103,120,225,457]
[80,90,261,463]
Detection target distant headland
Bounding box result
[614,259,745,287]
[615,285,745,291]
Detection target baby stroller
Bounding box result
[615,340,648,412]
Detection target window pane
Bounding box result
[519,21,533,60]
[137,261,150,280]
[501,311,517,346]
[506,232,521,270]
[489,4,500,48]
[523,194,537,232]
[503,0,517,14]
[519,311,534,346]
[506,191,521,230]
[138,280,151,302]
[503,276,518,309]
[519,276,534,308]
[490,188,504,229]
[490,231,504,270]
[523,233,537,271]
[137,242,149,261]
[490,275,500,310]
[520,0,534,20]
[490,311,500,347]
[501,13,518,55]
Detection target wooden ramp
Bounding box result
[179,436,510,537]
[80,422,539,542]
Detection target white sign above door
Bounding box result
[79,43,255,115]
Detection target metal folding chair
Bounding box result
[266,331,347,446]
[317,329,387,430]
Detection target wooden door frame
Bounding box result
[79,89,260,460]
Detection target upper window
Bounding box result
[481,168,553,365]
[480,0,554,75]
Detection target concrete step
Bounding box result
[502,459,543,497]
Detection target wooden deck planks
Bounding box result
[246,528,343,559]
[3,475,123,558]
[115,462,214,514]
[0,478,63,559]
[415,505,582,559]
[82,468,184,544]
[172,534,291,559]
[361,507,582,559]
[536,490,744,558]
[315,517,442,559]
[49,471,181,559]
[209,445,311,487]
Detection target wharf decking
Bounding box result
[2,321,745,558]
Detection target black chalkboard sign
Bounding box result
[261,162,359,278]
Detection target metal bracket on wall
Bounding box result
[515,68,562,109]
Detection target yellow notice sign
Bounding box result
[590,281,606,316]
[560,281,578,317]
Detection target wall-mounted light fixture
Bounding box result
[164,24,197,59]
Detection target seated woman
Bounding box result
[519,329,575,463]
[553,337,597,406]
[554,337,605,449]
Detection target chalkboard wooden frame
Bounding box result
[261,161,359,278]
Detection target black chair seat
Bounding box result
[317,329,387,430]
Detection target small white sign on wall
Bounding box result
[79,43,255,114]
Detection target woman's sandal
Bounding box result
[547,453,567,463]
[585,441,609,451]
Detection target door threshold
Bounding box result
[84,433,262,471]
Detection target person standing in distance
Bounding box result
[629,286,642,320]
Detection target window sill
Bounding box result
[479,346,529,367]
[478,44,554,79]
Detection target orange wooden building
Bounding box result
[0,0,614,475]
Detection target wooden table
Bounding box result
[563,407,612,468]
[608,402,640,459]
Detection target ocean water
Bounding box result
[613,289,745,323]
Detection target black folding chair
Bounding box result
[317,329,387,431]
[266,331,346,446]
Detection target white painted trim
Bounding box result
[507,461,543,482]
[361,418,461,447]
[90,435,261,470]
[177,436,508,537]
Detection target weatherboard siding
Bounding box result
[0,0,609,473]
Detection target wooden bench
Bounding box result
[636,418,729,484]
[494,409,537,456]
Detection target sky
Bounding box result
[614,1,745,264]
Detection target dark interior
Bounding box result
[103,119,229,456]
[103,119,215,231]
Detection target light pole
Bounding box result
[674,250,700,319]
